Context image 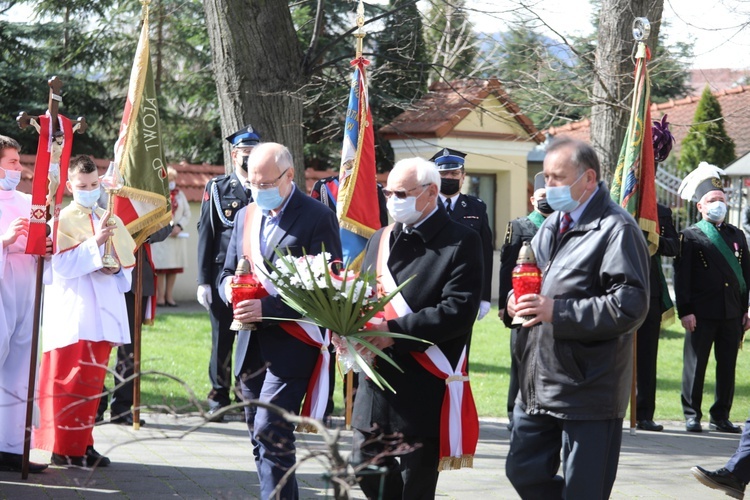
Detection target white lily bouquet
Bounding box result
[261,250,421,392]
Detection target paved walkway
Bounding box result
[0,416,743,499]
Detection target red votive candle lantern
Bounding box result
[512,242,542,324]
[230,256,268,331]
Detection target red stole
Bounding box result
[376,224,479,471]
[26,113,73,255]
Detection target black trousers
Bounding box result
[98,292,147,418]
[636,295,661,421]
[506,406,623,499]
[208,279,236,407]
[681,317,743,421]
[350,428,440,500]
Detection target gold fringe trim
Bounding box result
[638,217,659,257]
[437,454,474,472]
[295,423,318,434]
[661,307,675,327]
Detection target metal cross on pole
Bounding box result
[16,76,86,479]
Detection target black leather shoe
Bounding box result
[50,453,85,467]
[85,447,110,467]
[207,406,226,423]
[0,452,48,473]
[110,414,146,426]
[686,418,703,433]
[636,420,664,432]
[692,466,746,499]
[711,419,742,434]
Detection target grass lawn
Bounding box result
[124,307,750,422]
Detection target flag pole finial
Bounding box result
[141,0,150,20]
[354,0,366,58]
[632,17,650,41]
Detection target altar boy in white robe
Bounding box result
[35,155,136,468]
[0,135,50,473]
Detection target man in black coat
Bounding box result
[498,172,551,424]
[348,157,483,499]
[432,148,493,321]
[196,124,260,419]
[675,171,750,434]
[635,203,679,432]
[219,142,342,500]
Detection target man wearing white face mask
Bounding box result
[219,142,342,500]
[675,165,750,435]
[347,158,483,499]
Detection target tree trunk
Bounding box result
[202,0,305,183]
[590,0,663,179]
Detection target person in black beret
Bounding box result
[196,124,260,420]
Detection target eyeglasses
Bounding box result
[249,169,289,190]
[382,184,429,199]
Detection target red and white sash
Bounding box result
[376,225,479,471]
[243,204,330,428]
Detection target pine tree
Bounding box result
[677,86,736,174]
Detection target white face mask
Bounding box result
[386,187,427,225]
[0,167,21,191]
[705,200,727,223]
[73,187,101,209]
[168,181,176,191]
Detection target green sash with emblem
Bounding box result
[528,210,545,229]
[696,219,747,295]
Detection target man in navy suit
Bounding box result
[219,142,341,500]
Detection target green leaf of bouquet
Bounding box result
[350,336,404,373]
[348,344,395,393]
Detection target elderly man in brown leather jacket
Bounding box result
[506,138,650,499]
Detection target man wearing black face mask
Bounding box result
[196,124,261,420]
[432,148,493,322]
[498,172,552,427]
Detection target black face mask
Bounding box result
[440,178,460,196]
[240,155,249,172]
[536,198,554,215]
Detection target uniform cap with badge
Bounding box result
[430,148,466,171]
[225,124,261,148]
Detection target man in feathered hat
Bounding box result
[675,162,750,434]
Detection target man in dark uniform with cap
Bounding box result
[675,167,750,434]
[498,172,552,426]
[432,148,493,321]
[196,124,260,420]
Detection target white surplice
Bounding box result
[42,209,132,353]
[0,189,38,454]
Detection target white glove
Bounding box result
[197,284,212,310]
[478,300,491,321]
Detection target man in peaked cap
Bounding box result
[196,124,261,421]
[675,166,750,434]
[432,148,493,323]
[498,172,552,428]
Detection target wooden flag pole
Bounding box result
[630,334,638,435]
[132,246,145,430]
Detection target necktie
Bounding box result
[445,198,453,215]
[244,184,252,201]
[559,213,573,235]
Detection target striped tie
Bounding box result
[559,213,573,234]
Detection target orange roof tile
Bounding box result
[380,78,544,143]
[547,86,750,160]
